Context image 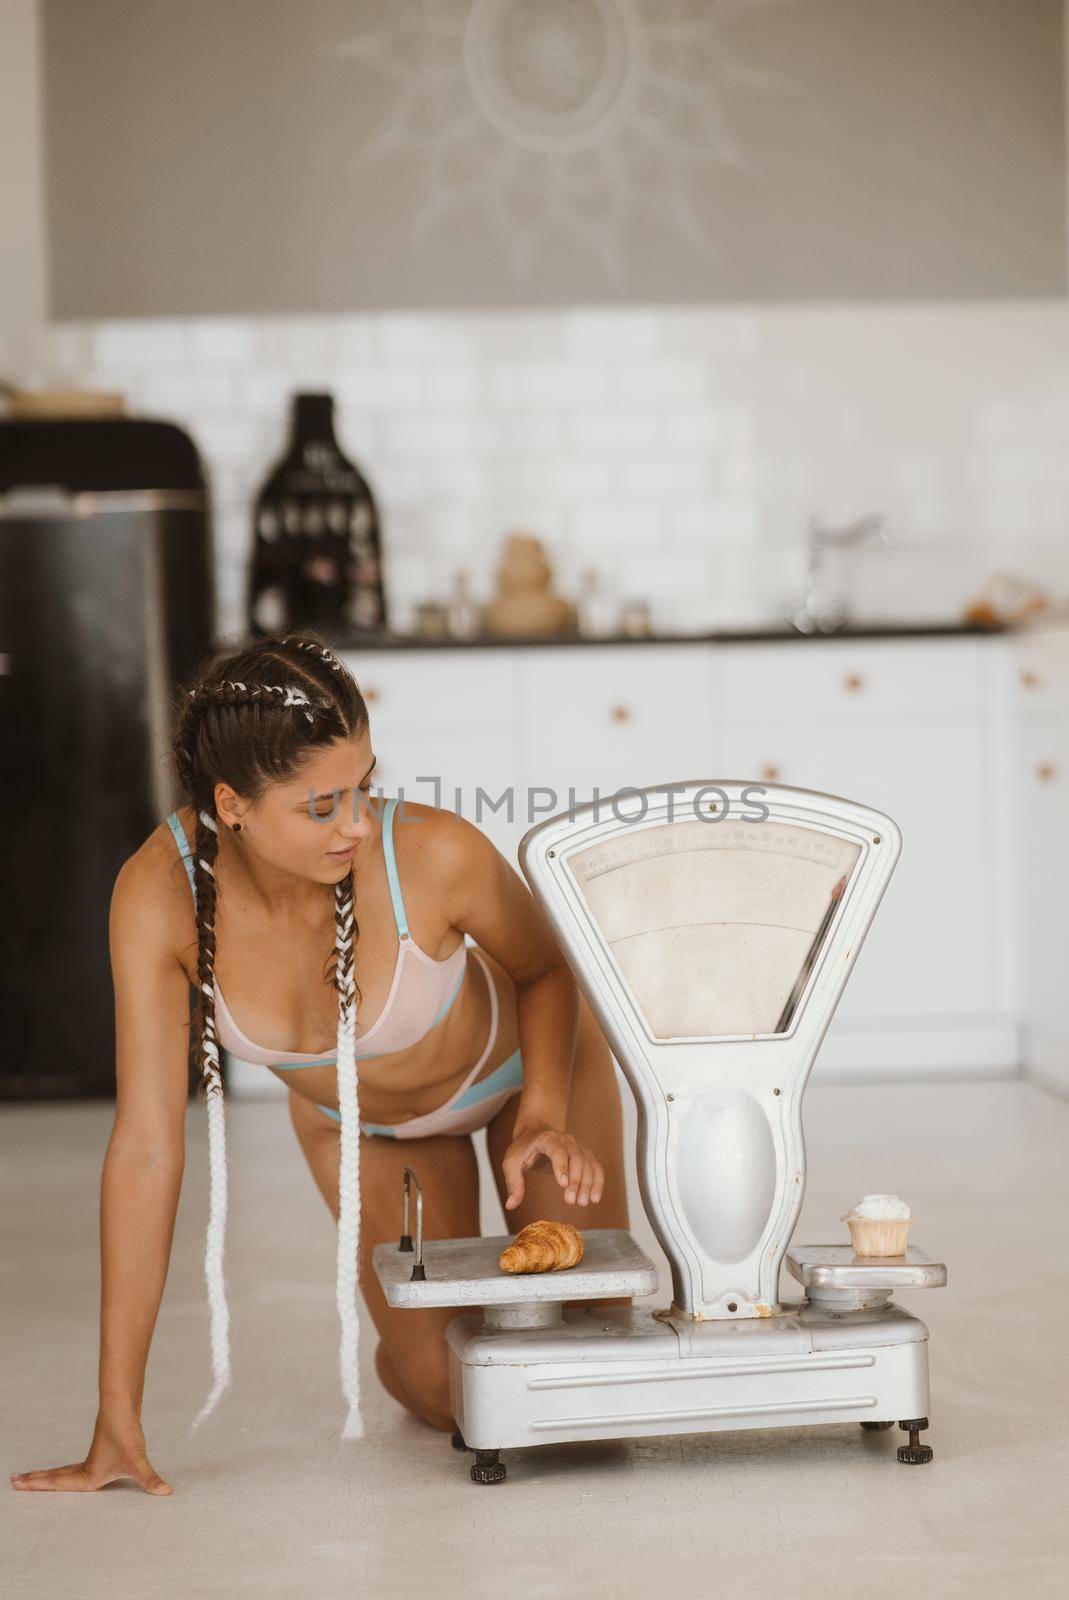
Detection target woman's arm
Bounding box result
[416,804,608,1209]
[99,852,192,1419]
[432,809,580,1137]
[11,846,192,1495]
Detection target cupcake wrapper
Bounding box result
[843,1217,912,1257]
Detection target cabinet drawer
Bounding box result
[339,648,515,732]
[718,637,982,721]
[717,718,990,1017]
[517,646,711,777]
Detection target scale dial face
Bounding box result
[568,817,861,1041]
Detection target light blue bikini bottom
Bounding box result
[314,1045,524,1139]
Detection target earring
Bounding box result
[232,822,242,833]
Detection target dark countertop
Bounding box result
[219,620,1009,652]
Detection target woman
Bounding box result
[11,632,630,1495]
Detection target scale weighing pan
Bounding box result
[372,779,946,1483]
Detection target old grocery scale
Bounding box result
[372,780,947,1483]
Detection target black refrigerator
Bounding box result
[0,417,215,1100]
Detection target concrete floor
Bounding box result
[3,1076,1067,1600]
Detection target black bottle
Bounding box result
[247,392,386,636]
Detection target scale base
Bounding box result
[446,1300,932,1460]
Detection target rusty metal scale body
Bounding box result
[372,780,946,1483]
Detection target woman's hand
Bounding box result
[502,1126,605,1212]
[10,1410,172,1495]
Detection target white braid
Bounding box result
[193,678,323,725]
[292,638,345,674]
[181,669,359,1437]
[186,827,232,1435]
[334,876,366,1439]
[189,1085,230,1432]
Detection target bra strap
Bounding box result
[382,796,410,940]
[166,811,198,908]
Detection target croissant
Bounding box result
[499,1220,585,1274]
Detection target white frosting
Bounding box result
[842,1193,911,1221]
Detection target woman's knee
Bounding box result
[392,1334,453,1428]
[374,1315,455,1429]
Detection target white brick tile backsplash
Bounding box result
[329,317,377,364]
[529,458,614,499]
[256,316,333,370]
[619,457,709,498]
[334,368,423,410]
[612,360,707,404]
[469,311,567,359]
[563,309,662,357]
[489,362,608,407]
[137,374,234,415]
[572,411,658,452]
[570,503,660,548]
[421,459,487,499]
[670,498,760,545]
[424,369,482,406]
[35,302,1069,635]
[184,319,259,367]
[375,314,475,363]
[378,413,478,457]
[93,320,186,372]
[232,369,302,419]
[46,323,93,374]
[486,412,564,453]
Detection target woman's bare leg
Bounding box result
[288,1089,480,1432]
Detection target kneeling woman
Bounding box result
[10,631,629,1496]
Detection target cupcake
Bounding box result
[840,1193,912,1257]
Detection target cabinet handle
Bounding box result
[1019,669,1041,689]
[842,671,865,693]
[1036,761,1058,783]
[363,685,381,704]
[760,762,781,781]
[609,704,632,724]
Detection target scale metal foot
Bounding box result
[470,1448,506,1484]
[450,1429,469,1451]
[860,1420,895,1431]
[897,1416,933,1463]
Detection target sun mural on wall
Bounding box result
[324,0,796,283]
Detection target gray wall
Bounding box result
[41,0,1067,317]
[1,1,47,369]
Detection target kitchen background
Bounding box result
[4,1,1069,1587]
[3,0,1069,641]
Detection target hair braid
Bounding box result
[332,861,365,1439]
[188,805,231,1432]
[170,630,371,1442]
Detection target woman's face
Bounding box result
[220,728,380,882]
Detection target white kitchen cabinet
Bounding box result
[344,647,516,732]
[220,632,1039,1101]
[718,636,983,721]
[712,716,1009,1075]
[515,645,712,781]
[1010,621,1069,1097]
[513,644,714,862]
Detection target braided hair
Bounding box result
[171,632,371,1441]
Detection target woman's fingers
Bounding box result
[511,1133,606,1210]
[11,1458,172,1495]
[563,1147,585,1204]
[135,1469,172,1495]
[11,1464,93,1491]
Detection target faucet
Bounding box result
[784,511,890,634]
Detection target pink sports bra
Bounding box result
[166,796,469,1067]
